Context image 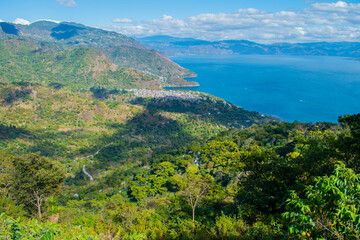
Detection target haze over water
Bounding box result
[170,55,360,123]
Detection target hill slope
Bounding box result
[0,38,160,89]
[0,21,197,87]
[0,82,276,169]
[2,81,358,239]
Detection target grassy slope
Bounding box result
[10,21,197,86]
[0,38,159,89]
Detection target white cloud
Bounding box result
[56,0,77,7]
[13,18,31,25]
[0,19,4,22]
[104,1,360,43]
[112,18,135,24]
[312,1,353,12]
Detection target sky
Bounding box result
[1,0,360,43]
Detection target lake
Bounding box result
[170,55,360,123]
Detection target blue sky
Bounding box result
[1,0,360,43]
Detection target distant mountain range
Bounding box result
[137,35,360,58]
[2,20,359,89]
[0,21,197,88]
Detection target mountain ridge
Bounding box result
[137,35,360,57]
[0,37,162,89]
[0,21,198,87]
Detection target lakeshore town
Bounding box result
[128,89,212,102]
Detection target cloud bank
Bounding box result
[56,0,77,7]
[106,1,360,43]
[112,18,135,24]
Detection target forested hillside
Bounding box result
[1,80,360,239]
[0,38,159,90]
[0,82,268,159]
[0,21,197,87]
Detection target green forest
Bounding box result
[1,80,360,239]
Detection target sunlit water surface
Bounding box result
[169,55,360,123]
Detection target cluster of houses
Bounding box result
[129,89,209,102]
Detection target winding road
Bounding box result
[80,131,135,181]
[81,142,114,181]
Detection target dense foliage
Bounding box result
[0,26,359,237]
[1,79,359,238]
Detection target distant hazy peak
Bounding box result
[33,19,61,24]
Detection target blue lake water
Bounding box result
[170,55,360,123]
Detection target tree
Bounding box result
[10,154,65,220]
[0,153,13,196]
[130,161,177,201]
[238,146,285,213]
[177,166,212,229]
[283,164,360,239]
[0,153,27,218]
[338,114,360,171]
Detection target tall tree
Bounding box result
[178,166,212,229]
[10,154,65,220]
